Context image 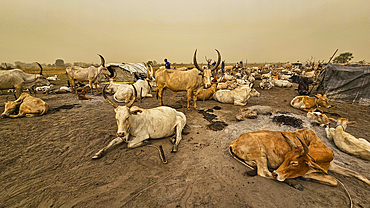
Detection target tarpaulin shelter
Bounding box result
[105,63,148,82]
[317,63,370,106]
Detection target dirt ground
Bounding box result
[1,81,369,208]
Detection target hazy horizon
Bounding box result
[1,0,369,65]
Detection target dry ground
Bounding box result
[0,79,369,208]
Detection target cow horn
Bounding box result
[193,49,203,72]
[36,62,43,75]
[98,54,105,67]
[296,136,309,155]
[103,85,119,109]
[210,49,221,72]
[150,64,154,78]
[281,133,297,148]
[144,62,151,80]
[127,84,137,108]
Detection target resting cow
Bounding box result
[93,86,186,159]
[326,118,370,161]
[1,92,49,118]
[213,84,260,106]
[196,81,218,101]
[290,94,332,112]
[307,111,330,127]
[229,129,370,186]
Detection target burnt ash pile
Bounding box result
[198,107,228,131]
[272,115,303,129]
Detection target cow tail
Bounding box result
[229,145,255,170]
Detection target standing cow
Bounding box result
[155,49,221,109]
[0,63,50,98]
[66,54,111,94]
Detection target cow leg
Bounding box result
[171,118,185,153]
[8,111,26,118]
[70,79,77,94]
[127,136,149,149]
[234,100,247,106]
[89,80,94,94]
[301,172,337,186]
[186,89,192,109]
[157,86,164,106]
[92,136,127,159]
[256,157,273,178]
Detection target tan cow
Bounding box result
[326,118,370,161]
[229,129,370,186]
[155,49,221,109]
[196,81,218,101]
[307,111,330,127]
[66,54,111,94]
[290,94,332,112]
[1,92,49,118]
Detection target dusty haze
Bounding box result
[1,0,369,64]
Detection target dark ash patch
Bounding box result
[198,109,228,131]
[272,115,303,128]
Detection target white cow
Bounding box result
[213,84,260,106]
[259,78,274,90]
[325,118,370,161]
[271,79,293,88]
[113,79,154,103]
[92,86,187,159]
[0,63,50,98]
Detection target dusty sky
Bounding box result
[1,0,369,65]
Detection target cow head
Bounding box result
[1,100,20,117]
[314,94,332,108]
[249,83,260,97]
[145,64,158,92]
[103,85,138,138]
[97,54,112,78]
[194,49,221,88]
[329,118,357,131]
[272,133,327,181]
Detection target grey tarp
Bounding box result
[317,63,370,106]
[106,63,148,82]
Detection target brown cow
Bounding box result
[1,92,49,118]
[155,49,221,109]
[196,81,218,101]
[290,94,332,112]
[229,129,370,186]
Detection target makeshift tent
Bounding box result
[105,63,149,82]
[317,63,370,106]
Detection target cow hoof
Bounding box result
[92,155,101,160]
[171,146,178,153]
[170,137,176,144]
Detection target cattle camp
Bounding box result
[1,1,370,207]
[1,53,370,208]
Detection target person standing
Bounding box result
[164,58,171,69]
[221,60,225,73]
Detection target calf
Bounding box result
[236,105,273,121]
[229,129,370,186]
[196,81,218,101]
[93,86,186,159]
[213,84,260,106]
[1,93,49,118]
[290,94,332,112]
[326,118,370,161]
[307,111,330,127]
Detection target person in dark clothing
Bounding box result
[298,77,313,95]
[221,61,225,73]
[164,58,171,69]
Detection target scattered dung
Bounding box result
[198,109,217,123]
[207,121,228,131]
[272,115,303,128]
[213,106,221,110]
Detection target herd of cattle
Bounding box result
[1,51,369,195]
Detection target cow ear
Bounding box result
[130,109,143,115]
[306,162,328,174]
[198,72,203,76]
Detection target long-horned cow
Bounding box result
[0,63,50,98]
[92,86,186,159]
[229,129,370,186]
[66,54,111,94]
[155,49,221,109]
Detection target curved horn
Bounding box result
[296,136,309,155]
[210,49,221,72]
[36,62,43,75]
[103,85,119,108]
[144,62,151,80]
[281,133,297,149]
[98,54,105,67]
[127,84,137,108]
[193,49,203,72]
